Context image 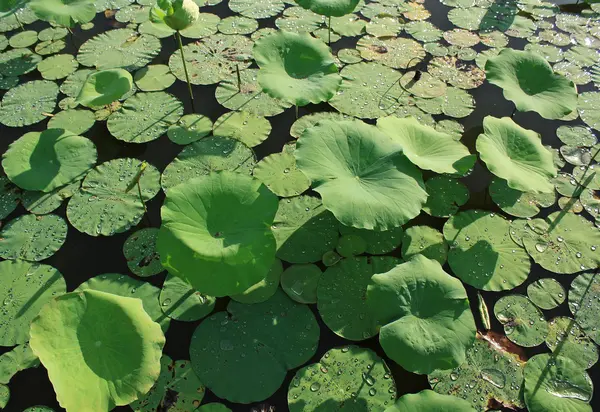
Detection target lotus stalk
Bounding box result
[176,30,196,112]
[294,0,360,45]
[236,64,241,93]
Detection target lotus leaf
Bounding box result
[489,177,556,218]
[280,263,321,304]
[295,119,427,230]
[338,224,403,255]
[190,290,318,403]
[357,36,425,70]
[547,317,598,370]
[157,171,278,297]
[290,111,346,139]
[0,214,67,261]
[47,109,95,134]
[0,343,39,384]
[527,278,565,310]
[213,111,271,147]
[30,0,95,27]
[230,258,283,304]
[253,31,341,106]
[37,53,78,80]
[524,354,593,412]
[123,228,163,277]
[294,0,358,16]
[377,116,475,175]
[0,80,58,127]
[253,152,310,197]
[134,64,176,91]
[423,176,469,218]
[336,234,366,257]
[0,49,42,77]
[160,274,216,323]
[288,346,396,411]
[8,30,36,48]
[401,225,448,265]
[385,390,476,412]
[578,91,600,131]
[414,87,475,119]
[75,69,133,107]
[3,129,96,192]
[569,272,600,345]
[218,15,257,35]
[477,116,557,193]
[150,0,199,31]
[367,255,476,375]
[29,290,165,412]
[177,12,219,38]
[0,175,19,219]
[485,49,577,119]
[319,256,399,341]
[494,294,548,347]
[21,181,79,216]
[229,0,284,19]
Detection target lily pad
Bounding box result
[280,263,321,304]
[338,224,403,255]
[477,116,557,193]
[318,256,399,341]
[218,15,257,34]
[230,258,283,304]
[179,12,220,38]
[401,226,448,265]
[569,272,600,345]
[29,290,165,412]
[47,109,95,134]
[123,228,163,277]
[67,158,160,236]
[0,214,67,261]
[386,390,476,412]
[29,0,95,27]
[494,294,548,347]
[295,119,427,230]
[159,274,215,322]
[190,290,319,403]
[485,48,577,119]
[546,316,598,370]
[357,36,425,69]
[489,177,556,218]
[528,278,566,310]
[444,210,531,291]
[415,87,475,118]
[133,64,175,92]
[0,343,39,384]
[423,176,469,218]
[0,80,58,127]
[0,260,66,346]
[578,91,600,131]
[229,0,284,19]
[367,255,476,375]
[0,49,42,77]
[253,153,310,197]
[288,346,396,411]
[213,111,271,147]
[166,114,212,145]
[37,54,78,80]
[3,129,96,193]
[398,71,446,98]
[8,30,37,48]
[295,0,359,16]
[75,69,134,107]
[290,111,347,139]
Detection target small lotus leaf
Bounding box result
[30,0,94,27]
[489,177,556,218]
[37,54,78,80]
[122,228,163,277]
[159,274,215,322]
[294,0,359,16]
[229,0,284,19]
[401,225,448,265]
[230,258,283,304]
[0,343,39,384]
[569,272,600,345]
[213,111,271,147]
[0,80,58,127]
[280,263,321,304]
[21,181,79,216]
[423,176,469,218]
[527,278,565,310]
[546,317,598,370]
[0,214,67,261]
[253,152,310,197]
[385,390,476,412]
[494,294,548,347]
[75,69,133,107]
[47,109,95,134]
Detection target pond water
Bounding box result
[0,0,599,411]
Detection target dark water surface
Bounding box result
[1,0,599,411]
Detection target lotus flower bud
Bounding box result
[150,0,199,31]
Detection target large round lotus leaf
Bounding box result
[398,71,446,99]
[318,256,399,341]
[0,80,58,127]
[190,290,319,403]
[37,54,78,80]
[2,129,97,192]
[29,290,165,412]
[401,226,448,265]
[230,258,283,304]
[338,224,403,255]
[272,196,339,263]
[385,390,476,412]
[428,334,526,411]
[527,278,565,310]
[150,0,200,31]
[161,136,256,192]
[0,175,19,219]
[217,16,258,35]
[296,119,427,230]
[547,317,598,370]
[169,34,253,85]
[107,92,183,143]
[35,39,66,56]
[77,29,161,71]
[131,355,205,412]
[494,294,548,347]
[570,273,600,345]
[30,0,94,27]
[367,255,476,375]
[159,274,215,322]
[229,0,284,19]
[377,116,475,175]
[76,273,169,332]
[0,260,66,346]
[253,31,341,106]
[133,64,176,92]
[47,109,95,134]
[522,212,600,274]
[428,56,485,90]
[288,346,396,411]
[178,12,219,38]
[524,354,593,412]
[67,158,160,236]
[167,114,212,145]
[157,171,278,297]
[0,214,67,261]
[485,48,577,119]
[280,263,321,304]
[489,177,556,218]
[21,181,79,216]
[477,116,557,193]
[357,36,425,70]
[123,228,163,278]
[294,0,358,16]
[423,176,469,218]
[0,49,41,76]
[215,68,292,117]
[578,92,600,131]
[444,210,531,291]
[290,112,346,139]
[253,152,310,197]
[213,111,270,147]
[275,6,324,33]
[75,69,133,107]
[0,342,40,384]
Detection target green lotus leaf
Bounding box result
[253,152,310,197]
[524,354,593,412]
[290,112,346,139]
[0,80,58,127]
[75,69,133,107]
[30,0,95,27]
[423,176,469,218]
[157,171,278,297]
[29,290,165,412]
[0,260,66,346]
[190,289,319,403]
[254,31,341,106]
[357,36,426,70]
[0,214,67,261]
[0,48,41,77]
[2,129,97,192]
[295,119,427,230]
[0,384,7,408]
[159,274,215,322]
[444,210,531,291]
[37,53,78,80]
[289,346,396,411]
[377,116,475,175]
[338,224,403,255]
[494,294,548,347]
[385,390,476,412]
[401,225,448,265]
[47,109,95,134]
[578,91,600,131]
[428,333,526,411]
[319,256,400,341]
[230,258,283,304]
[569,272,600,345]
[546,317,598,370]
[489,177,556,218]
[134,64,176,92]
[527,278,565,310]
[476,116,557,193]
[213,111,270,147]
[294,0,358,16]
[150,0,199,31]
[0,0,28,18]
[229,0,284,19]
[76,273,170,332]
[367,255,476,375]
[0,175,19,219]
[198,404,231,412]
[123,228,163,278]
[0,342,39,384]
[485,48,577,119]
[336,234,366,257]
[167,114,212,145]
[280,263,321,304]
[217,15,257,35]
[21,181,79,216]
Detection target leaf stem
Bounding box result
[236,64,241,93]
[328,16,331,45]
[176,30,196,112]
[14,13,23,30]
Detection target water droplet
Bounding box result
[310,382,321,392]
